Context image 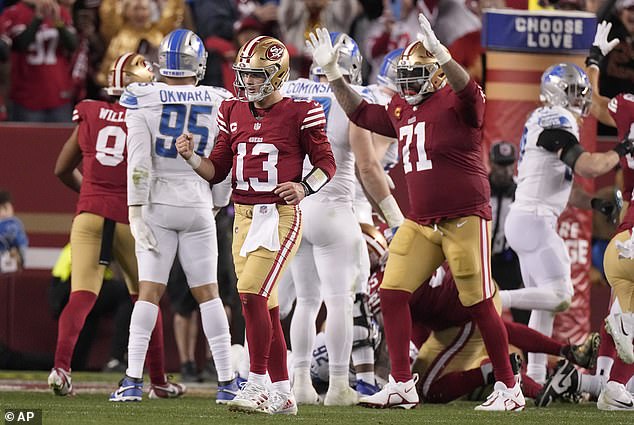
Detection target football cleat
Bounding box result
[148,377,186,399]
[324,384,358,406]
[226,381,270,412]
[292,379,320,405]
[266,391,298,415]
[605,313,634,364]
[216,375,245,404]
[534,359,580,407]
[561,331,601,369]
[358,374,419,409]
[356,379,380,396]
[48,368,74,396]
[597,381,634,411]
[109,376,143,402]
[475,379,525,412]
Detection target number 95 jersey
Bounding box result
[120,82,233,207]
[73,99,129,224]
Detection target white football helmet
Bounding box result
[158,29,207,83]
[540,63,592,117]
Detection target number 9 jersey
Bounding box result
[120,81,233,207]
[73,99,130,223]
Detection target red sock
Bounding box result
[147,308,166,385]
[505,320,563,355]
[379,288,412,382]
[468,298,514,387]
[54,291,97,370]
[609,356,634,385]
[598,323,616,358]
[267,307,288,383]
[241,293,271,375]
[425,368,485,403]
[520,373,542,398]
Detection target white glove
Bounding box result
[129,206,159,253]
[593,21,620,55]
[305,27,343,81]
[417,13,451,65]
[616,236,634,259]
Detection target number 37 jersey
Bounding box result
[120,82,232,207]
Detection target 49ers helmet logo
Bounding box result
[265,44,285,61]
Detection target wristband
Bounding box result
[433,45,452,66]
[613,139,634,157]
[585,46,603,69]
[186,153,202,169]
[322,62,343,82]
[378,195,404,228]
[301,167,329,195]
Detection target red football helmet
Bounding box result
[360,223,389,272]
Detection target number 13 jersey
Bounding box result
[209,97,336,205]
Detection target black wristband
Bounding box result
[299,181,311,197]
[585,45,603,68]
[613,139,634,157]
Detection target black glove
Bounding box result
[613,139,634,157]
[591,198,615,220]
[585,45,604,68]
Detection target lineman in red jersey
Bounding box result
[307,15,521,410]
[176,36,336,415]
[1,0,77,122]
[50,53,184,399]
[585,21,634,410]
[366,262,600,405]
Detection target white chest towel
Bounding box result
[239,204,281,257]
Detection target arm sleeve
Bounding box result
[126,109,152,205]
[454,78,485,129]
[348,100,397,138]
[211,173,232,208]
[209,106,234,184]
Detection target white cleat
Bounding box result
[48,368,74,396]
[324,385,358,406]
[266,391,298,415]
[358,374,419,409]
[475,379,525,412]
[597,381,634,411]
[605,313,634,364]
[226,381,270,413]
[292,383,320,405]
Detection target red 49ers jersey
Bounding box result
[609,93,634,232]
[2,2,74,110]
[350,79,491,224]
[73,100,128,224]
[210,97,336,205]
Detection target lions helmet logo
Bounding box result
[265,44,285,61]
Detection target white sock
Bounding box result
[271,379,291,394]
[289,297,320,369]
[248,372,267,386]
[579,373,603,397]
[126,301,158,379]
[352,345,375,384]
[324,294,353,378]
[480,362,494,384]
[199,298,233,382]
[503,287,569,311]
[627,375,634,393]
[293,366,311,386]
[595,355,614,380]
[526,309,555,384]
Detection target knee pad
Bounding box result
[352,293,381,350]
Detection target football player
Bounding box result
[307,16,522,410]
[176,35,336,415]
[582,20,634,410]
[110,30,237,403]
[279,32,402,406]
[51,52,185,399]
[501,62,634,387]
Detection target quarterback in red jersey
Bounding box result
[585,20,634,410]
[307,14,520,411]
[176,35,336,415]
[2,0,77,121]
[50,53,184,400]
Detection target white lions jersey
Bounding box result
[281,78,375,203]
[120,82,232,207]
[514,106,580,217]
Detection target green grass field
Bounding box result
[0,371,632,425]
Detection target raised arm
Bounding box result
[175,132,218,181]
[586,21,619,127]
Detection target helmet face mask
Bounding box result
[377,48,404,92]
[540,63,592,117]
[311,32,362,85]
[396,41,446,105]
[233,36,289,103]
[107,52,155,96]
[158,29,207,83]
